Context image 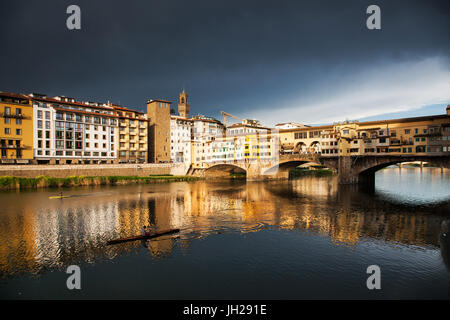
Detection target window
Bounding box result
[16,129,22,135]
[37,110,43,118]
[16,118,21,125]
[16,108,22,115]
[4,107,11,115]
[4,128,10,134]
[45,111,50,119]
[4,118,10,124]
[37,120,42,129]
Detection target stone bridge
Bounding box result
[324,155,450,184]
[199,153,321,180]
[193,153,450,184]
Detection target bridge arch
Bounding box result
[309,141,321,153]
[263,159,321,176]
[204,163,246,178]
[343,155,450,184]
[294,142,307,154]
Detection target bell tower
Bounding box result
[178,89,190,118]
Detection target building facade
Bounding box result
[170,115,193,164]
[114,105,148,163]
[279,105,450,158]
[0,92,33,164]
[30,94,118,164]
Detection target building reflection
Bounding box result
[0,172,448,277]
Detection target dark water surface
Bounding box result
[0,167,449,299]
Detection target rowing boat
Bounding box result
[107,228,180,245]
[49,195,71,199]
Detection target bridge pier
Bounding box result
[337,156,359,184]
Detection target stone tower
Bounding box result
[147,99,171,163]
[178,89,190,118]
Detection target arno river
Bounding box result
[0,167,449,299]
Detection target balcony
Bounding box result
[414,132,441,138]
[0,144,31,150]
[1,112,27,119]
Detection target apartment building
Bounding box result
[0,92,33,163]
[170,115,193,164]
[212,120,275,164]
[114,105,148,163]
[191,115,225,168]
[30,94,118,164]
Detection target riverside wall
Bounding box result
[0,163,189,178]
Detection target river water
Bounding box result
[0,167,449,299]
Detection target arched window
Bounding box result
[181,97,185,103]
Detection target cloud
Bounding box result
[241,56,450,126]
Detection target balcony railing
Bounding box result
[0,144,31,150]
[0,112,27,119]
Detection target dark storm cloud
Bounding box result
[0,0,449,122]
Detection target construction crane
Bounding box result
[220,111,242,127]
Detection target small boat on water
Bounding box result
[49,195,71,199]
[107,228,180,245]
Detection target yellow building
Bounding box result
[0,92,33,163]
[113,105,149,163]
[279,105,450,157]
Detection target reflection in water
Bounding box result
[0,168,449,288]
